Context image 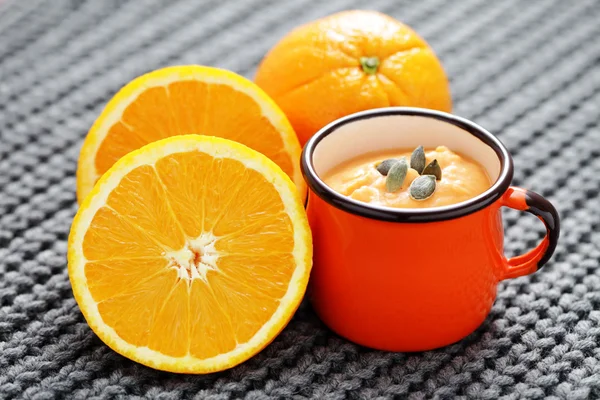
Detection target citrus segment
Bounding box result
[209,272,280,343]
[215,217,294,255]
[188,279,237,359]
[77,66,304,204]
[85,257,169,302]
[82,207,164,261]
[147,278,191,357]
[194,157,251,234]
[121,86,177,141]
[69,135,312,373]
[96,269,179,347]
[217,254,295,298]
[154,152,213,238]
[106,165,185,251]
[167,81,210,134]
[95,122,149,174]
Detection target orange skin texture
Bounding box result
[254,10,453,146]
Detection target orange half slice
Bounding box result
[76,65,304,203]
[68,135,312,373]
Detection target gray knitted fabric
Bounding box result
[1,0,599,398]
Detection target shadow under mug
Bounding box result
[300,107,560,352]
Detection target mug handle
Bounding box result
[500,186,560,280]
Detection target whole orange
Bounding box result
[254,10,452,146]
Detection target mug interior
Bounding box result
[302,108,513,222]
[313,114,501,182]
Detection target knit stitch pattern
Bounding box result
[0,0,599,398]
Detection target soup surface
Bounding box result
[321,146,491,208]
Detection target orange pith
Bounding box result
[77,66,304,204]
[254,10,452,145]
[69,135,312,373]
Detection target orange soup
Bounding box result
[322,146,491,208]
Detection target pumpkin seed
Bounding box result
[422,159,442,180]
[410,145,426,174]
[409,175,436,200]
[385,159,408,193]
[376,158,399,176]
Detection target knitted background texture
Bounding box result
[1,0,600,398]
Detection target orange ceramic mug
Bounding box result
[301,107,560,352]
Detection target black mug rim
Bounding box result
[300,107,514,223]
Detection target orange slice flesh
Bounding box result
[68,135,312,373]
[76,65,304,204]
